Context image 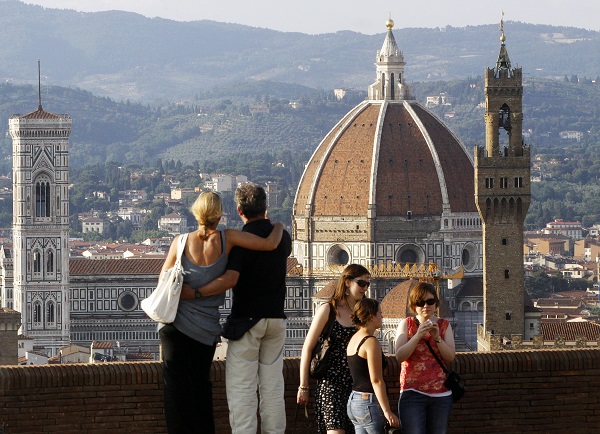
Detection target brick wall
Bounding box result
[1,349,599,433]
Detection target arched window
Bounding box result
[390,72,395,99]
[46,250,54,274]
[499,103,511,131]
[46,301,56,326]
[35,176,51,218]
[33,301,42,326]
[33,250,41,274]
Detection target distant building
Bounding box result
[426,92,452,107]
[204,174,248,192]
[542,219,583,240]
[170,187,197,200]
[118,207,143,229]
[265,181,282,208]
[0,308,20,365]
[559,130,583,141]
[249,105,269,115]
[92,191,110,201]
[524,233,571,256]
[574,237,600,261]
[158,213,187,235]
[587,224,600,237]
[81,217,107,234]
[49,343,90,364]
[333,88,364,101]
[118,190,148,204]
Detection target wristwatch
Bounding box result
[194,288,202,299]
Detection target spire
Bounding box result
[495,12,512,75]
[378,15,403,64]
[368,16,412,100]
[38,60,43,111]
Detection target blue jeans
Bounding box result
[398,390,453,434]
[347,391,387,434]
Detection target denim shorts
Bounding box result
[347,391,386,434]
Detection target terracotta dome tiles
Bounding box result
[409,104,476,213]
[295,100,476,220]
[375,104,444,216]
[381,279,419,319]
[312,104,381,216]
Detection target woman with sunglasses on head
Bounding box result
[346,298,399,433]
[298,263,370,434]
[394,282,455,434]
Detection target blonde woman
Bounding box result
[157,191,283,434]
[346,298,399,433]
[298,263,369,434]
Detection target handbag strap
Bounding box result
[174,233,189,266]
[321,302,336,340]
[424,340,449,375]
[414,316,449,374]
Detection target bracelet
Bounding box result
[435,337,442,343]
[298,386,309,391]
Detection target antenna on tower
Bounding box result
[38,59,42,111]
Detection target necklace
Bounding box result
[197,228,216,240]
[345,295,357,310]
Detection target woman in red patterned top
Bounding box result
[394,282,455,434]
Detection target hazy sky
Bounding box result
[23,0,600,34]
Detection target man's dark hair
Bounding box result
[235,183,267,219]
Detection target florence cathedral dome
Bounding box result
[292,19,482,278]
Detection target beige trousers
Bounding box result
[226,318,286,434]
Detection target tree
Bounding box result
[116,219,134,241]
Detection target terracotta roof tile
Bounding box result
[14,107,68,120]
[69,258,164,275]
[536,298,582,308]
[381,279,419,318]
[313,280,337,299]
[91,341,113,349]
[541,322,600,340]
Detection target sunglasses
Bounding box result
[415,298,436,307]
[352,279,370,288]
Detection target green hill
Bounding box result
[0,1,599,102]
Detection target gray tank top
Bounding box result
[171,231,227,345]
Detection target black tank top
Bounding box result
[347,335,388,393]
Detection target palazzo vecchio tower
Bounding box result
[475,18,531,350]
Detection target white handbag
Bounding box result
[141,233,189,323]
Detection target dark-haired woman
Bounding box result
[346,298,399,433]
[394,282,456,434]
[297,264,370,434]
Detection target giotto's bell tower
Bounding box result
[9,75,71,356]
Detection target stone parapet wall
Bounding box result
[1,349,599,433]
